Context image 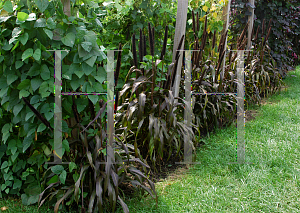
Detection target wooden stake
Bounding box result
[171,0,188,100]
[247,0,255,51]
[221,0,231,86]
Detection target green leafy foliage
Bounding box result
[3,1,13,13]
[0,0,109,207]
[35,0,49,13]
[17,12,29,21]
[230,0,300,74]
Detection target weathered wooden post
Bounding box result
[221,0,231,81]
[61,0,78,140]
[62,0,71,17]
[172,0,189,100]
[247,0,255,51]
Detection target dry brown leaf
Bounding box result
[1,206,8,211]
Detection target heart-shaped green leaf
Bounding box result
[11,152,19,163]
[37,123,46,132]
[85,56,97,67]
[1,161,8,169]
[33,48,41,61]
[59,170,67,184]
[17,12,29,22]
[31,78,43,92]
[62,139,69,152]
[3,1,13,13]
[8,139,17,154]
[34,0,49,12]
[19,90,30,99]
[25,111,34,121]
[69,162,77,172]
[46,17,56,29]
[70,79,81,91]
[74,69,84,79]
[13,103,23,116]
[62,120,69,133]
[27,63,40,77]
[17,79,30,90]
[23,134,34,153]
[34,18,46,28]
[46,175,58,185]
[44,111,53,121]
[51,165,64,175]
[15,61,24,69]
[88,95,99,105]
[39,81,48,94]
[81,41,92,52]
[43,28,53,39]
[93,82,104,92]
[7,74,18,85]
[61,32,75,48]
[13,179,22,189]
[19,33,29,45]
[22,48,33,61]
[41,64,50,80]
[82,62,95,76]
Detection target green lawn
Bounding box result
[1,67,299,212]
[0,196,52,212]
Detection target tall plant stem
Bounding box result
[151,57,155,106]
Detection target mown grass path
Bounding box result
[115,67,300,212]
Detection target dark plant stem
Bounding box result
[72,95,81,124]
[88,98,95,120]
[143,35,147,57]
[254,25,260,42]
[148,23,154,56]
[139,29,144,63]
[160,25,168,60]
[170,35,184,88]
[197,12,199,32]
[216,50,225,79]
[194,36,199,68]
[114,91,119,113]
[264,26,272,46]
[152,26,155,55]
[246,49,251,66]
[115,43,122,87]
[212,30,216,50]
[132,34,138,69]
[261,19,265,38]
[171,58,180,88]
[204,15,207,34]
[237,21,249,45]
[266,18,272,34]
[175,35,184,60]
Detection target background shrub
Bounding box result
[230,0,300,76]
